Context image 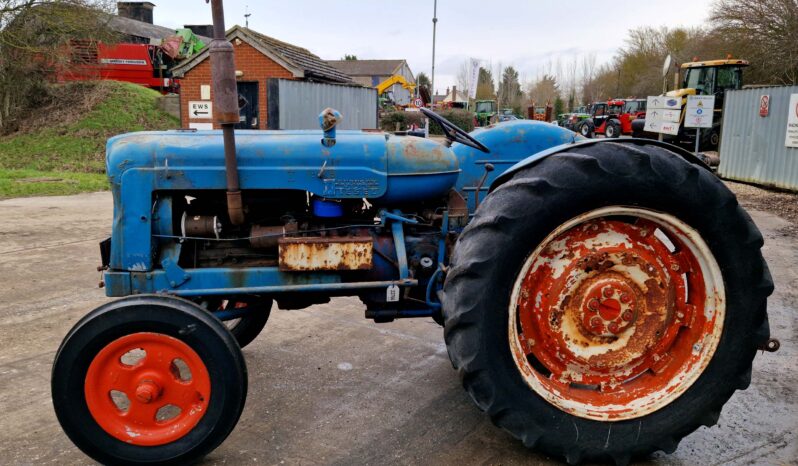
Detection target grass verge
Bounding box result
[0,81,178,198]
[0,169,107,199]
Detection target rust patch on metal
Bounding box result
[278,236,372,271]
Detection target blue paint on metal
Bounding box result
[489,137,708,192]
[103,116,708,320]
[312,198,344,217]
[390,210,410,280]
[214,306,252,321]
[113,265,417,297]
[452,120,579,211]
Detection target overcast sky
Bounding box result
[151,0,715,93]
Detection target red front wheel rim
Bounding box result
[509,206,725,421]
[84,332,212,446]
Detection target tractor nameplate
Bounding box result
[278,236,373,271]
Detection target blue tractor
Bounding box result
[51,2,777,464]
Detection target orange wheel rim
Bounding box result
[84,332,211,446]
[509,207,725,421]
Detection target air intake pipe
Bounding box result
[209,0,245,225]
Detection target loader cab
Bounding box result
[681,59,748,110]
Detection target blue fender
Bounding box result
[488,137,710,193]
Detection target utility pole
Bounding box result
[430,0,437,108]
[244,5,251,28]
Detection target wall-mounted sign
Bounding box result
[786,94,798,148]
[189,101,212,119]
[759,95,770,117]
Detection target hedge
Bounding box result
[379,109,474,135]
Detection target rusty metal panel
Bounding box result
[718,85,798,191]
[278,236,373,271]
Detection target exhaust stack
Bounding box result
[209,0,245,225]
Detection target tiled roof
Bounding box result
[173,26,352,84]
[326,59,404,77]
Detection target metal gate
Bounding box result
[267,79,377,130]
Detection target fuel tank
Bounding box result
[105,130,458,204]
[379,135,459,204]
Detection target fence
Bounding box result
[267,79,377,130]
[718,86,798,191]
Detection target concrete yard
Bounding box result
[0,188,795,465]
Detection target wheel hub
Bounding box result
[580,279,637,337]
[134,379,162,403]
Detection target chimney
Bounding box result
[117,2,155,24]
[184,25,214,38]
[452,85,457,101]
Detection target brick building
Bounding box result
[172,26,352,130]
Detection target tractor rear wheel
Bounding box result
[52,295,247,465]
[443,141,772,464]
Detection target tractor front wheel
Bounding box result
[605,120,620,138]
[52,295,247,465]
[443,141,772,464]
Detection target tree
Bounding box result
[342,54,358,60]
[710,0,798,84]
[416,71,430,89]
[497,66,523,114]
[553,96,565,118]
[0,1,115,132]
[527,74,559,107]
[475,67,495,100]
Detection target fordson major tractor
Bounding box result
[51,2,778,465]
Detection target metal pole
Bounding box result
[210,0,245,225]
[430,0,437,108]
[695,128,700,155]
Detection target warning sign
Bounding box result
[684,95,715,129]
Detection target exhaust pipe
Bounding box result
[209,0,245,225]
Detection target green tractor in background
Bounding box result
[474,99,497,126]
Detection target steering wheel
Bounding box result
[420,107,490,153]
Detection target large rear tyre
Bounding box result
[52,295,247,465]
[443,142,772,464]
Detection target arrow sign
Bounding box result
[189,101,213,119]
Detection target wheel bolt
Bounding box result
[135,380,161,404]
[622,310,633,321]
[671,263,681,272]
[602,287,614,298]
[608,322,620,334]
[587,298,599,311]
[620,293,632,303]
[590,316,602,328]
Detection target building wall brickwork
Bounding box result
[179,41,295,129]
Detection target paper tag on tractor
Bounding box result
[386,285,400,302]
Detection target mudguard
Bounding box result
[489,138,710,192]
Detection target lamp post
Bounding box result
[430,0,437,108]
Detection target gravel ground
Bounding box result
[725,180,798,233]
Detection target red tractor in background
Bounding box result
[576,98,647,138]
[58,41,181,94]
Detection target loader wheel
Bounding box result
[605,120,620,138]
[52,295,247,465]
[443,141,772,464]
